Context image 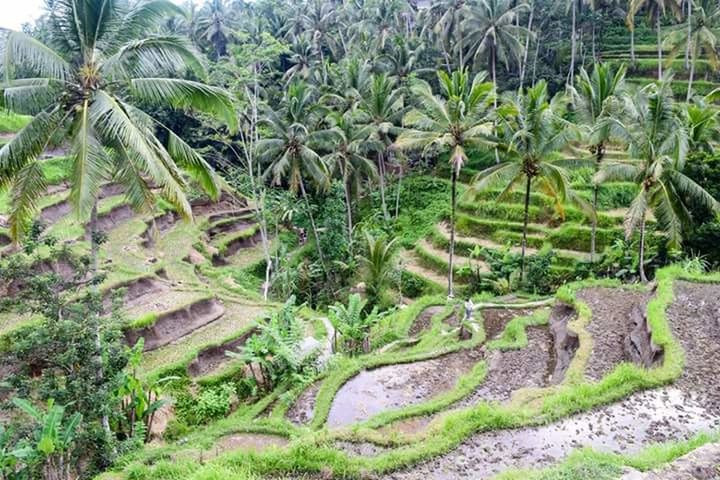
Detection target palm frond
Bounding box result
[2,31,71,82]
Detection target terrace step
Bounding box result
[415,239,490,274]
[403,251,450,288]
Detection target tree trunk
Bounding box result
[519,1,535,90]
[299,179,328,274]
[448,164,457,298]
[685,0,692,69]
[492,48,500,164]
[687,49,695,101]
[656,14,663,80]
[592,19,597,61]
[569,0,577,85]
[532,32,541,83]
[394,166,403,219]
[590,144,604,262]
[377,150,390,221]
[639,215,648,283]
[342,169,354,255]
[631,27,636,62]
[456,8,464,69]
[521,174,532,282]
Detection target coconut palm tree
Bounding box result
[463,0,529,93]
[258,81,330,273]
[597,78,719,281]
[318,111,378,254]
[421,0,471,70]
[0,0,234,254]
[473,81,582,280]
[395,69,495,297]
[663,0,720,101]
[360,74,406,223]
[569,62,627,261]
[358,232,397,307]
[683,100,720,152]
[196,0,233,59]
[627,0,683,79]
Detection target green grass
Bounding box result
[0,111,31,133]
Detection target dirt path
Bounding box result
[327,348,483,428]
[389,281,720,479]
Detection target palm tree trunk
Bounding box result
[521,175,532,282]
[685,0,692,69]
[656,14,663,80]
[532,33,541,83]
[519,1,535,90]
[590,144,604,262]
[299,179,328,274]
[492,48,501,164]
[448,164,457,298]
[569,0,577,85]
[687,49,695,101]
[456,8,464,69]
[592,19,597,61]
[377,151,390,221]
[638,215,648,283]
[342,169,354,255]
[630,27,636,62]
[394,166,403,219]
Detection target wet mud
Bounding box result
[287,381,322,425]
[408,306,444,337]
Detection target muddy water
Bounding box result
[287,381,322,424]
[327,349,483,428]
[389,388,720,480]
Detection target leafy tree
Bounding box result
[329,293,381,354]
[597,79,719,281]
[396,69,495,297]
[474,80,582,281]
[0,424,32,480]
[569,62,627,260]
[358,232,398,308]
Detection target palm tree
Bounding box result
[421,0,470,70]
[360,74,406,223]
[318,111,378,254]
[197,0,233,59]
[683,100,720,152]
[463,0,529,93]
[627,0,683,79]
[302,0,338,84]
[597,79,719,281]
[569,62,627,261]
[473,81,581,280]
[663,0,720,101]
[0,0,234,256]
[259,81,330,273]
[358,232,397,308]
[395,69,495,297]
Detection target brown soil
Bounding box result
[211,227,263,265]
[408,306,443,337]
[191,192,245,217]
[141,212,179,248]
[666,281,720,414]
[125,298,226,351]
[40,200,72,224]
[207,207,254,224]
[187,327,259,378]
[326,348,484,428]
[98,183,125,200]
[454,326,555,407]
[103,276,169,313]
[0,233,9,247]
[482,308,536,341]
[286,381,322,425]
[208,218,255,239]
[379,415,434,437]
[335,440,392,457]
[85,204,135,238]
[578,287,652,381]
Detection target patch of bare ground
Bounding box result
[180,434,288,463]
[408,306,444,337]
[85,204,135,239]
[40,200,72,224]
[125,298,225,351]
[0,233,9,247]
[191,192,245,217]
[326,348,484,429]
[208,217,255,239]
[667,281,720,414]
[578,287,653,381]
[287,381,322,425]
[102,276,169,313]
[186,327,259,378]
[378,415,434,437]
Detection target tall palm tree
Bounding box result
[663,0,720,101]
[302,0,338,84]
[197,0,233,59]
[360,74,406,223]
[395,69,495,297]
[0,0,234,250]
[473,81,581,280]
[683,100,720,152]
[569,62,627,261]
[463,0,529,93]
[421,0,471,70]
[259,81,330,272]
[597,78,718,282]
[627,0,683,79]
[318,111,378,254]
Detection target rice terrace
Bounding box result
[2,0,720,479]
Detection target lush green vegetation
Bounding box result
[1,0,720,479]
